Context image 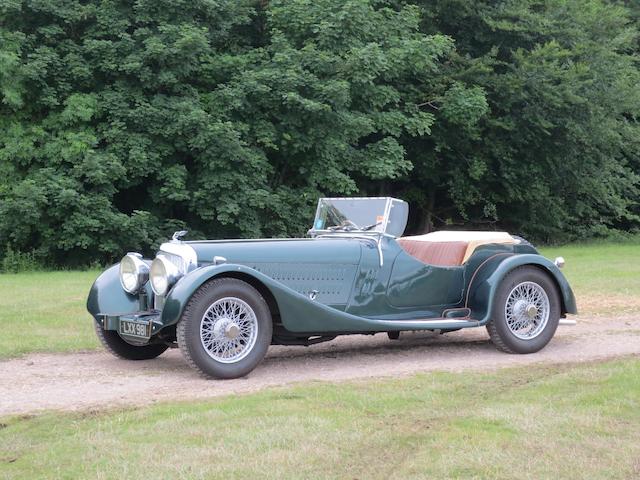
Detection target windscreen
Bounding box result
[311,197,408,236]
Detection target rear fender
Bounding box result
[466,254,577,324]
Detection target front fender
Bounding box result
[466,254,577,324]
[160,264,258,327]
[87,264,153,318]
[160,263,409,333]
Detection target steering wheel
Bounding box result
[341,220,358,229]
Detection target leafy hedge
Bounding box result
[1,0,638,266]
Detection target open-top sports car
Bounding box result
[88,197,577,378]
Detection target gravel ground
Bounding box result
[1,314,638,416]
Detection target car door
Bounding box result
[345,237,465,318]
[385,249,465,308]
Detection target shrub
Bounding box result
[1,245,41,273]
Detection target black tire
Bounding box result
[387,331,400,340]
[93,320,168,360]
[486,266,560,354]
[177,278,272,379]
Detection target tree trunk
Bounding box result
[419,189,436,234]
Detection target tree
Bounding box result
[401,0,640,241]
[0,0,453,265]
[1,0,638,268]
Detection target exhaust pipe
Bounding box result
[559,319,577,326]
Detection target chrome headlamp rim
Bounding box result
[150,254,181,296]
[119,253,150,294]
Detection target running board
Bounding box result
[367,317,574,331]
[371,318,480,331]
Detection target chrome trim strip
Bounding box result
[379,319,475,325]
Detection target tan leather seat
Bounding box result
[397,239,468,267]
[397,231,516,267]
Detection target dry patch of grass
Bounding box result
[1,358,639,479]
[539,240,640,316]
[574,293,640,317]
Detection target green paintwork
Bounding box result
[87,264,152,317]
[188,238,361,309]
[87,233,577,343]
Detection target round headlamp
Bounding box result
[119,253,149,294]
[150,255,181,296]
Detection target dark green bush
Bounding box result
[1,245,41,273]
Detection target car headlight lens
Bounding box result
[150,255,181,296]
[119,253,149,294]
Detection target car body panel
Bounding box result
[386,252,465,308]
[187,237,362,266]
[87,264,153,317]
[87,235,577,341]
[340,236,467,320]
[156,262,481,333]
[189,237,362,309]
[466,253,578,323]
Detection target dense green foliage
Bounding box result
[411,0,640,239]
[1,0,638,266]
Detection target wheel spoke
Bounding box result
[199,297,259,364]
[504,281,550,340]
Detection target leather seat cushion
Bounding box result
[398,231,516,266]
[397,239,468,267]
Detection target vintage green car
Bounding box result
[87,197,577,379]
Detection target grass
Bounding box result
[0,270,100,357]
[1,358,639,479]
[0,239,638,358]
[539,239,640,315]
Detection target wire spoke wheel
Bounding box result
[178,278,272,378]
[199,297,259,364]
[504,281,550,340]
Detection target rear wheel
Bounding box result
[177,278,272,379]
[94,321,168,360]
[487,266,560,354]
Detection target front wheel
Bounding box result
[177,278,273,379]
[487,266,560,354]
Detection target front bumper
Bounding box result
[98,311,163,344]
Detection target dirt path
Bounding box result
[1,315,639,416]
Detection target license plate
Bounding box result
[119,319,152,339]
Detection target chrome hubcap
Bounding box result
[225,323,240,339]
[200,297,258,363]
[526,304,538,318]
[505,281,550,340]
